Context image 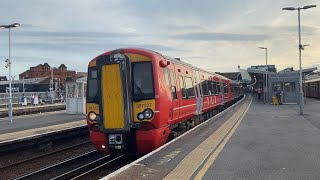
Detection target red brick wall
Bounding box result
[19,64,76,87]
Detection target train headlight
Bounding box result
[137,109,154,121]
[88,112,97,121]
[137,113,144,121]
[143,108,154,119]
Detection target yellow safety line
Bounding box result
[194,98,252,179]
[163,97,252,180]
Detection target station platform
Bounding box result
[0,103,65,111]
[0,111,86,143]
[106,96,320,180]
[0,103,66,118]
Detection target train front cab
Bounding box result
[86,49,170,155]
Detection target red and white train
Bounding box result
[86,48,243,155]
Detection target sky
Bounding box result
[0,0,319,79]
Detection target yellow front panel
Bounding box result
[102,64,125,129]
[133,99,155,122]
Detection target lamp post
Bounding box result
[282,5,316,115]
[258,47,268,104]
[1,23,20,123]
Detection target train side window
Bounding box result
[224,83,228,94]
[185,77,195,98]
[179,75,187,99]
[212,82,217,95]
[216,82,221,94]
[201,80,209,96]
[169,70,178,99]
[208,81,214,95]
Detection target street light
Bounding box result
[258,47,268,104]
[0,23,21,123]
[282,5,316,115]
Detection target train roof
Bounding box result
[305,77,320,83]
[148,49,231,81]
[90,47,237,83]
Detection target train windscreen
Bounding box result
[132,62,155,101]
[87,67,98,102]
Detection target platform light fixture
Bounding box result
[0,23,21,123]
[258,47,268,104]
[282,5,316,115]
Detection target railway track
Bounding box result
[0,141,91,170]
[14,151,127,180]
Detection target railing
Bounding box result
[0,91,66,105]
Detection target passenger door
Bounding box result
[168,67,179,121]
[194,70,203,114]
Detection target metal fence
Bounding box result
[0,91,66,105]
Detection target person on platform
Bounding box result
[34,94,39,105]
[38,94,43,105]
[276,88,283,105]
[31,94,35,105]
[22,94,27,106]
[257,87,262,100]
[60,94,64,103]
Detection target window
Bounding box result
[87,68,98,102]
[163,69,170,87]
[179,75,187,99]
[202,80,209,96]
[169,70,178,99]
[273,83,282,92]
[284,82,295,92]
[132,62,155,101]
[212,82,217,95]
[216,82,221,94]
[208,81,214,95]
[223,83,228,94]
[185,77,195,98]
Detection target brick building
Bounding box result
[19,63,76,90]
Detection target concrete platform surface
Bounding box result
[105,96,320,180]
[0,111,85,135]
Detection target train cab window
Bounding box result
[169,70,178,99]
[185,77,195,98]
[201,80,209,96]
[87,68,98,102]
[179,75,187,99]
[132,62,155,101]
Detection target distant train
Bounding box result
[304,77,320,98]
[86,48,244,155]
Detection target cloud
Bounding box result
[0,0,319,77]
[251,25,320,35]
[172,32,270,42]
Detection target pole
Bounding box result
[298,8,304,115]
[22,77,24,92]
[265,48,268,104]
[51,68,53,93]
[8,27,13,123]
